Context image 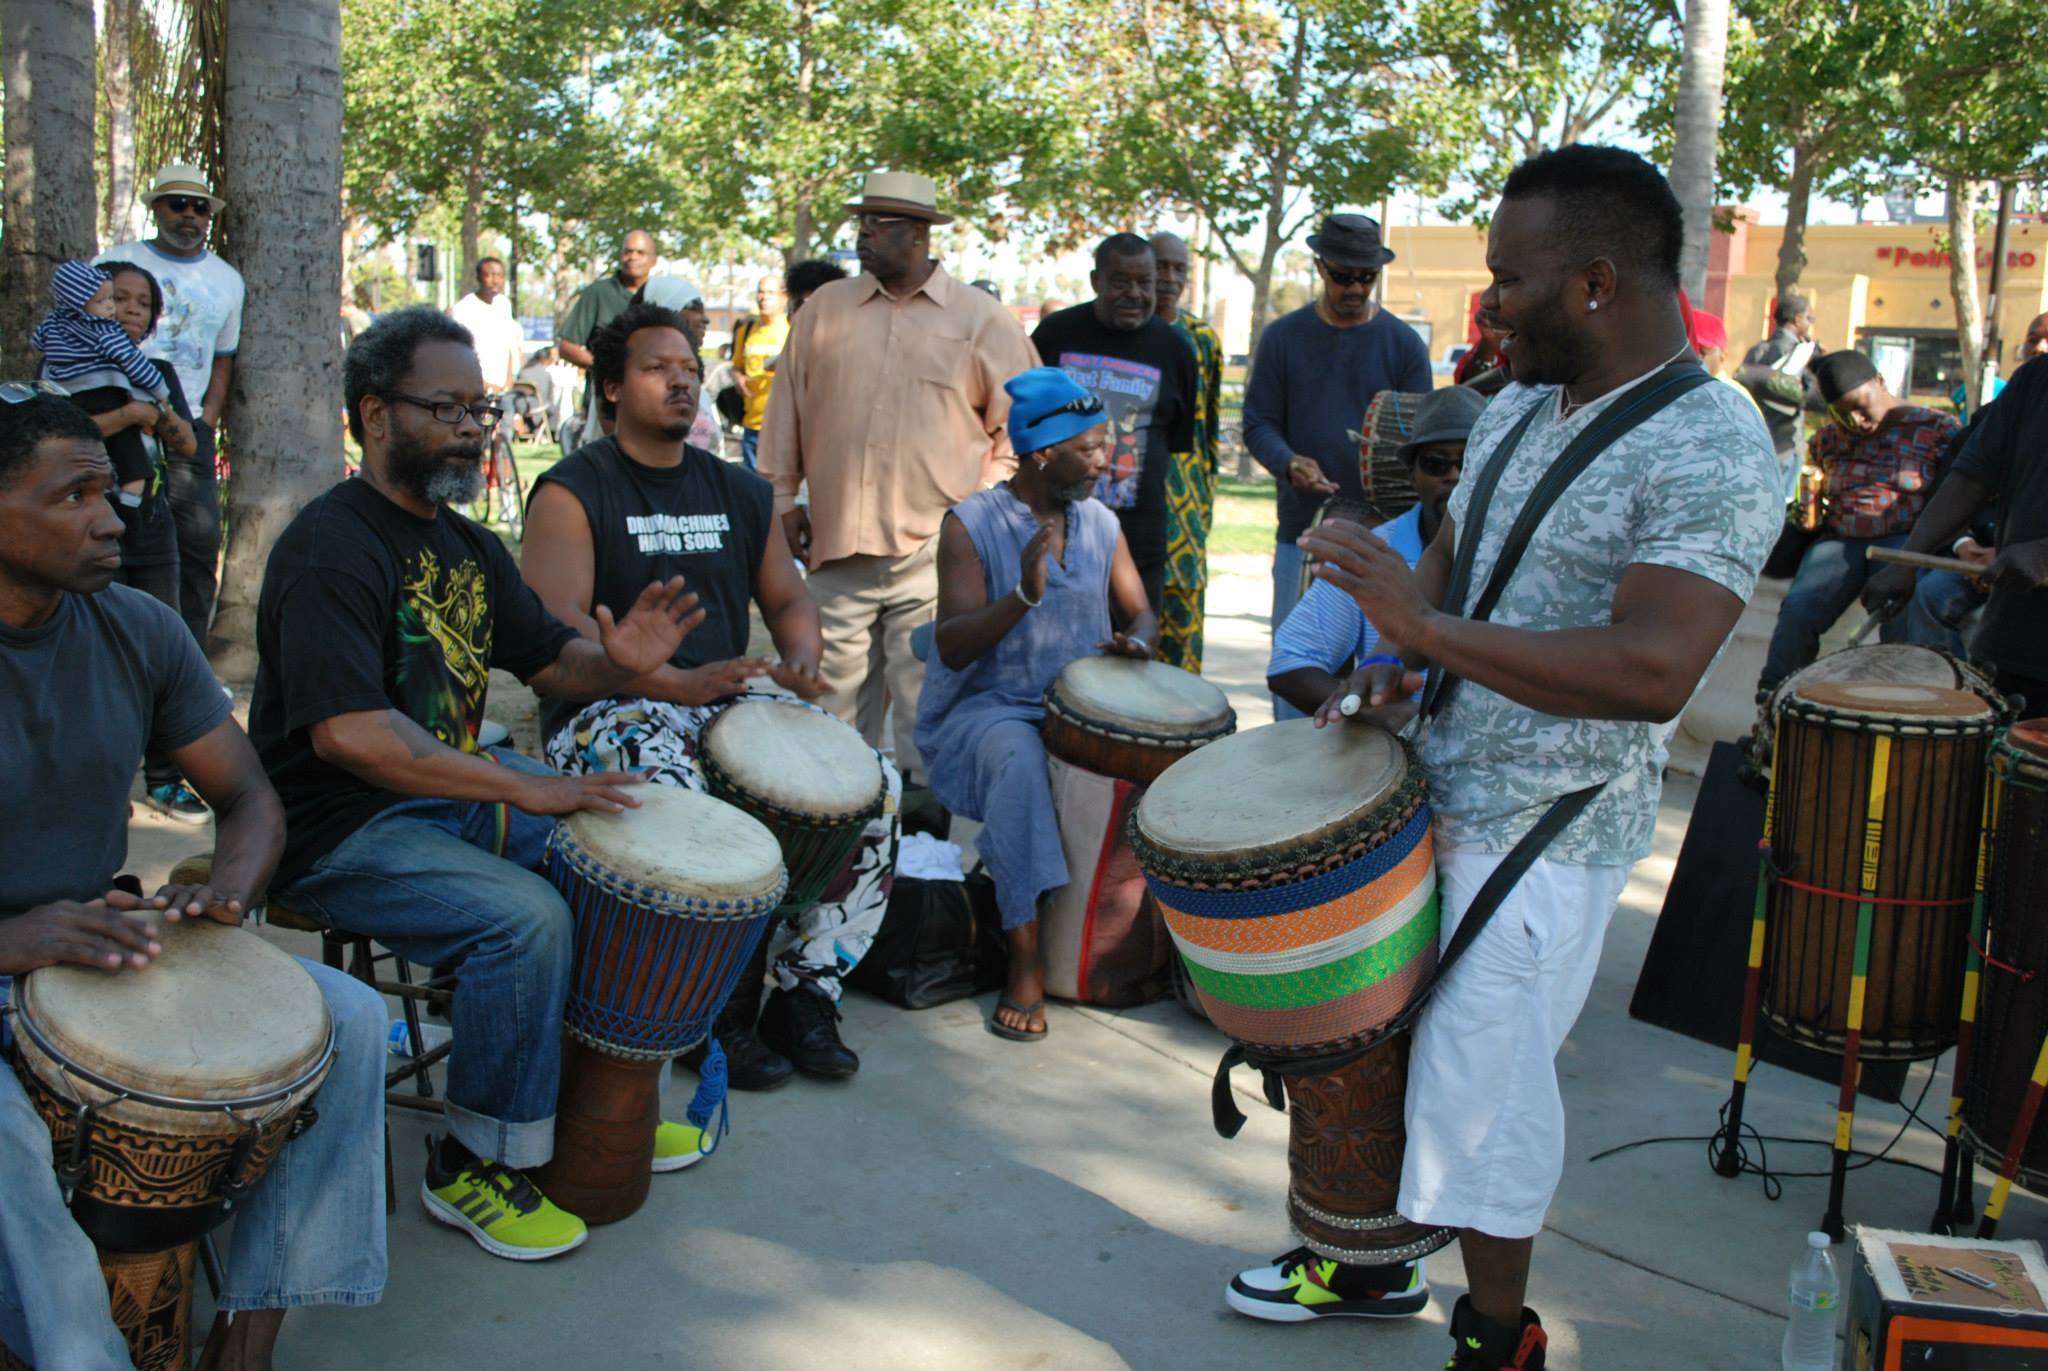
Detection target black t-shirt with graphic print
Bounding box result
[531,436,772,742]
[250,476,576,882]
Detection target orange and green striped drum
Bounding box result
[1130,719,1436,1056]
[1761,681,1995,1061]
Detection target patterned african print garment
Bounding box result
[1159,311,1223,672]
[545,691,902,1004]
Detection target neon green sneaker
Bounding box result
[421,1139,588,1261]
[653,1119,713,1172]
[1226,1246,1428,1321]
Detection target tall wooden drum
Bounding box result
[1041,656,1235,787]
[534,787,786,1224]
[1761,681,1995,1060]
[1131,720,1451,1263]
[9,921,333,1371]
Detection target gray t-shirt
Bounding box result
[0,585,229,915]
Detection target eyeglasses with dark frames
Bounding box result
[1412,452,1463,479]
[1044,393,1105,420]
[380,393,503,429]
[1318,261,1380,287]
[160,195,213,216]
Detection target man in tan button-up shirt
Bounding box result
[758,171,1038,780]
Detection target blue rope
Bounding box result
[686,1037,730,1156]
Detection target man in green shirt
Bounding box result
[556,229,657,437]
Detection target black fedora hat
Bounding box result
[1307,213,1395,269]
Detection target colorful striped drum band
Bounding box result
[1146,807,1439,1053]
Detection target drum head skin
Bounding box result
[703,700,883,819]
[1791,680,1994,723]
[2009,719,2048,761]
[559,785,785,902]
[1050,657,1234,738]
[17,920,328,1103]
[1137,719,1407,862]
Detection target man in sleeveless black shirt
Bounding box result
[525,300,902,1088]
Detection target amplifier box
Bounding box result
[1848,1228,2048,1369]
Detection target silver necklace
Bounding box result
[1558,342,1695,419]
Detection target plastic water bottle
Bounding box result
[1781,1230,1840,1371]
[386,1020,453,1058]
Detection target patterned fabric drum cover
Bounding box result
[700,698,885,913]
[1132,719,1448,1263]
[1961,721,2048,1193]
[537,787,786,1224]
[1761,681,1994,1061]
[1041,655,1236,787]
[1132,720,1436,1053]
[10,921,334,1371]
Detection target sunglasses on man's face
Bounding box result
[160,196,213,216]
[1319,261,1379,288]
[1412,452,1462,480]
[0,380,72,405]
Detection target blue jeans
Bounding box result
[274,748,569,1168]
[0,961,387,1368]
[1759,532,1909,689]
[1900,568,1984,656]
[1272,540,1307,720]
[163,424,220,645]
[740,427,759,471]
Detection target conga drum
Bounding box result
[533,787,786,1224]
[8,921,334,1371]
[1760,681,1995,1060]
[1747,644,1995,780]
[1131,719,1452,1264]
[1041,656,1235,787]
[1959,722,2048,1224]
[699,698,886,912]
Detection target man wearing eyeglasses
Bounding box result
[1241,213,1432,717]
[247,306,704,1264]
[758,171,1037,783]
[99,163,245,650]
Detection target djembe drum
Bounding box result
[1719,679,1994,1240]
[8,921,334,1371]
[533,787,786,1224]
[1957,722,2048,1236]
[1041,656,1235,787]
[699,698,886,912]
[1131,720,1452,1264]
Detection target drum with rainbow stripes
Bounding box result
[1131,719,1451,1263]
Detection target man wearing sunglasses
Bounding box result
[99,163,245,652]
[1242,213,1432,718]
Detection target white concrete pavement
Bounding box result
[101,551,2040,1370]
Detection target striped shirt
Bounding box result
[30,262,170,401]
[1268,504,1426,678]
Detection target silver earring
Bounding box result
[1587,300,1599,312]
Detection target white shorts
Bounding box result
[1397,848,1631,1239]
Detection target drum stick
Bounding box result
[1844,611,1887,647]
[1340,693,1362,717]
[1867,546,1978,575]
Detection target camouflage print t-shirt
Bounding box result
[1418,371,1781,866]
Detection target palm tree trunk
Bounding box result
[1946,177,1985,407]
[0,0,98,378]
[209,0,344,677]
[103,0,144,242]
[1672,0,1729,301]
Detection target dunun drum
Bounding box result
[699,698,885,912]
[1760,681,1995,1060]
[1748,644,1995,779]
[8,921,334,1371]
[1041,656,1235,787]
[533,787,786,1223]
[1358,389,1428,520]
[1960,722,2048,1196]
[1131,719,1451,1262]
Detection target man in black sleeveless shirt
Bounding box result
[525,300,902,1092]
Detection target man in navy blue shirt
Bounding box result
[1242,214,1431,716]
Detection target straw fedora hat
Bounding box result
[844,170,953,225]
[144,162,224,213]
